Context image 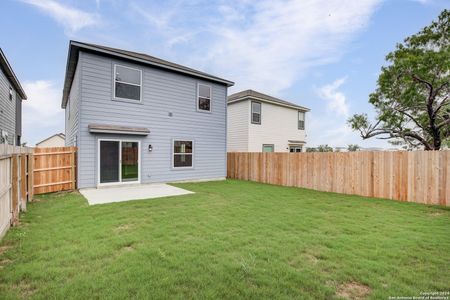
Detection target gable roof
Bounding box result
[0,48,27,100]
[61,41,234,108]
[228,90,309,111]
[36,133,65,146]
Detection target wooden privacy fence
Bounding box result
[0,145,33,239]
[33,147,77,195]
[0,146,77,239]
[227,151,450,206]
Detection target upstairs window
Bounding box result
[114,64,142,101]
[251,101,261,124]
[298,111,305,130]
[173,140,193,168]
[197,84,211,111]
[9,86,13,101]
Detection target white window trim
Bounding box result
[196,83,212,113]
[97,138,141,186]
[251,101,262,125]
[113,64,143,102]
[172,139,194,169]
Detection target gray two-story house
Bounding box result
[0,48,27,145]
[62,41,233,188]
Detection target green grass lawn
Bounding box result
[0,180,449,299]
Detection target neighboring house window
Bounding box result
[114,64,142,101]
[197,84,211,111]
[289,146,302,152]
[298,111,305,130]
[173,140,193,168]
[251,101,261,124]
[262,144,274,152]
[9,86,13,101]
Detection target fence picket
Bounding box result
[227,151,450,206]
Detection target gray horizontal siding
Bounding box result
[65,57,80,147]
[77,51,227,188]
[0,67,18,145]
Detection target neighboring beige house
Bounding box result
[36,133,65,147]
[227,90,309,152]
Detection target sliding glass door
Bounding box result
[99,140,139,184]
[121,142,139,182]
[100,141,120,183]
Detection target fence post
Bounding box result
[11,155,19,226]
[70,147,76,190]
[20,154,26,212]
[28,152,34,202]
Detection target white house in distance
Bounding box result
[35,133,65,148]
[227,90,309,152]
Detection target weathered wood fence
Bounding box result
[227,151,450,206]
[0,145,33,239]
[33,147,77,195]
[0,146,77,239]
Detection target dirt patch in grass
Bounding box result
[122,245,135,252]
[114,223,134,233]
[336,281,371,299]
[0,258,13,269]
[429,211,445,217]
[13,281,37,298]
[304,253,320,264]
[0,245,12,256]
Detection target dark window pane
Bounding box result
[174,154,192,167]
[174,141,192,153]
[115,82,140,100]
[290,148,294,152]
[100,141,119,183]
[252,113,260,124]
[115,66,141,85]
[298,120,305,130]
[198,97,210,111]
[199,85,211,98]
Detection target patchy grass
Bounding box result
[0,180,449,299]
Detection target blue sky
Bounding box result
[0,0,448,146]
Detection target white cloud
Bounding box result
[22,80,64,145]
[317,77,349,116]
[129,0,381,99]
[21,0,100,35]
[200,0,381,96]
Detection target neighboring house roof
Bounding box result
[61,41,234,108]
[228,89,309,111]
[36,133,65,146]
[0,48,27,100]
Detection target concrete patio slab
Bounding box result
[80,183,194,205]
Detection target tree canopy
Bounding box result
[348,10,449,150]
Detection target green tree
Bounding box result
[347,144,360,152]
[348,10,450,150]
[316,144,334,152]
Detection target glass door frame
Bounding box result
[97,138,141,186]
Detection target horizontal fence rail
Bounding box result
[227,151,450,206]
[33,147,77,195]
